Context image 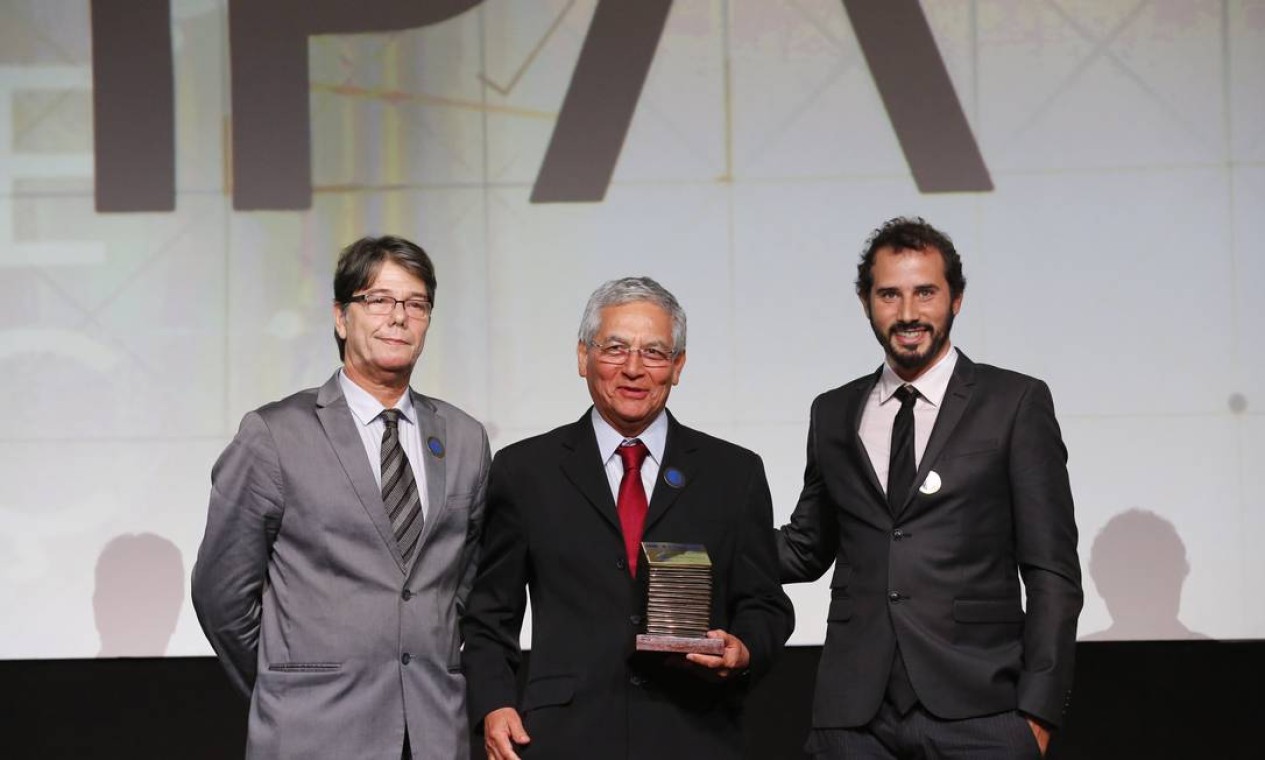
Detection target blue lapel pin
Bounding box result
[427,437,445,459]
[663,467,685,489]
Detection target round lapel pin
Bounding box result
[427,437,445,459]
[663,467,686,489]
[919,470,941,495]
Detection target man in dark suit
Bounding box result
[778,218,1082,759]
[462,276,794,760]
[193,236,490,759]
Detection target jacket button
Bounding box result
[401,653,411,665]
[888,591,902,602]
[401,589,412,601]
[892,529,904,541]
[630,674,646,686]
[615,556,626,570]
[630,614,642,626]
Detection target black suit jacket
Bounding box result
[779,353,1082,728]
[462,411,793,759]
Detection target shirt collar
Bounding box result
[878,345,959,408]
[338,368,416,427]
[590,407,669,467]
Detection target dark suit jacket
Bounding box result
[779,353,1082,728]
[461,411,794,759]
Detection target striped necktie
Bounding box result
[380,409,423,562]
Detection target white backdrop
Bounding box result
[1,0,1262,658]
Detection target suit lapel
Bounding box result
[644,412,692,532]
[559,414,621,534]
[849,368,887,507]
[411,391,447,563]
[315,374,407,574]
[894,353,977,519]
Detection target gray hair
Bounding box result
[577,276,687,351]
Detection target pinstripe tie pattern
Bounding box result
[380,409,423,562]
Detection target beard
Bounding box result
[872,309,955,376]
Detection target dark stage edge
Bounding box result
[4,641,1259,759]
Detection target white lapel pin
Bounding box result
[919,470,941,495]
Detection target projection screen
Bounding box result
[0,0,1261,658]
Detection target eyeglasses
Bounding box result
[347,294,433,319]
[588,341,678,368]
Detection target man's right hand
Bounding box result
[484,707,531,760]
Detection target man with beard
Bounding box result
[777,217,1082,759]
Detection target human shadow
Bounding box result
[1080,508,1208,641]
[93,532,185,657]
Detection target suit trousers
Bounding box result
[806,703,1042,760]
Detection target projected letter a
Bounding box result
[531,0,991,203]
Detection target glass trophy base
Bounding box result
[636,633,724,655]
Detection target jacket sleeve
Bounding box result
[454,425,492,619]
[191,412,285,698]
[460,450,529,723]
[777,396,840,584]
[1010,380,1083,727]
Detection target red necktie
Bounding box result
[616,440,650,577]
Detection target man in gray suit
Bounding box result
[193,235,491,760]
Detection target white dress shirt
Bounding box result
[591,407,668,503]
[858,346,959,496]
[339,369,430,521]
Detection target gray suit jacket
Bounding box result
[192,372,490,760]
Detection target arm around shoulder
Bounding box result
[776,403,839,584]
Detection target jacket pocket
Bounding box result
[952,599,1024,623]
[267,662,342,673]
[521,674,575,711]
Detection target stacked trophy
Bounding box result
[635,542,723,655]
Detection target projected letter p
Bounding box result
[228,0,482,210]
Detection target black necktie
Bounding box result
[887,384,919,514]
[380,409,423,562]
[885,384,919,713]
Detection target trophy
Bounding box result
[634,542,724,656]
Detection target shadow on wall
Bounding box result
[93,533,185,657]
[1080,508,1207,641]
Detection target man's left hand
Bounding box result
[683,629,749,678]
[1026,716,1051,757]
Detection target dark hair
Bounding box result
[855,217,966,299]
[333,235,436,360]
